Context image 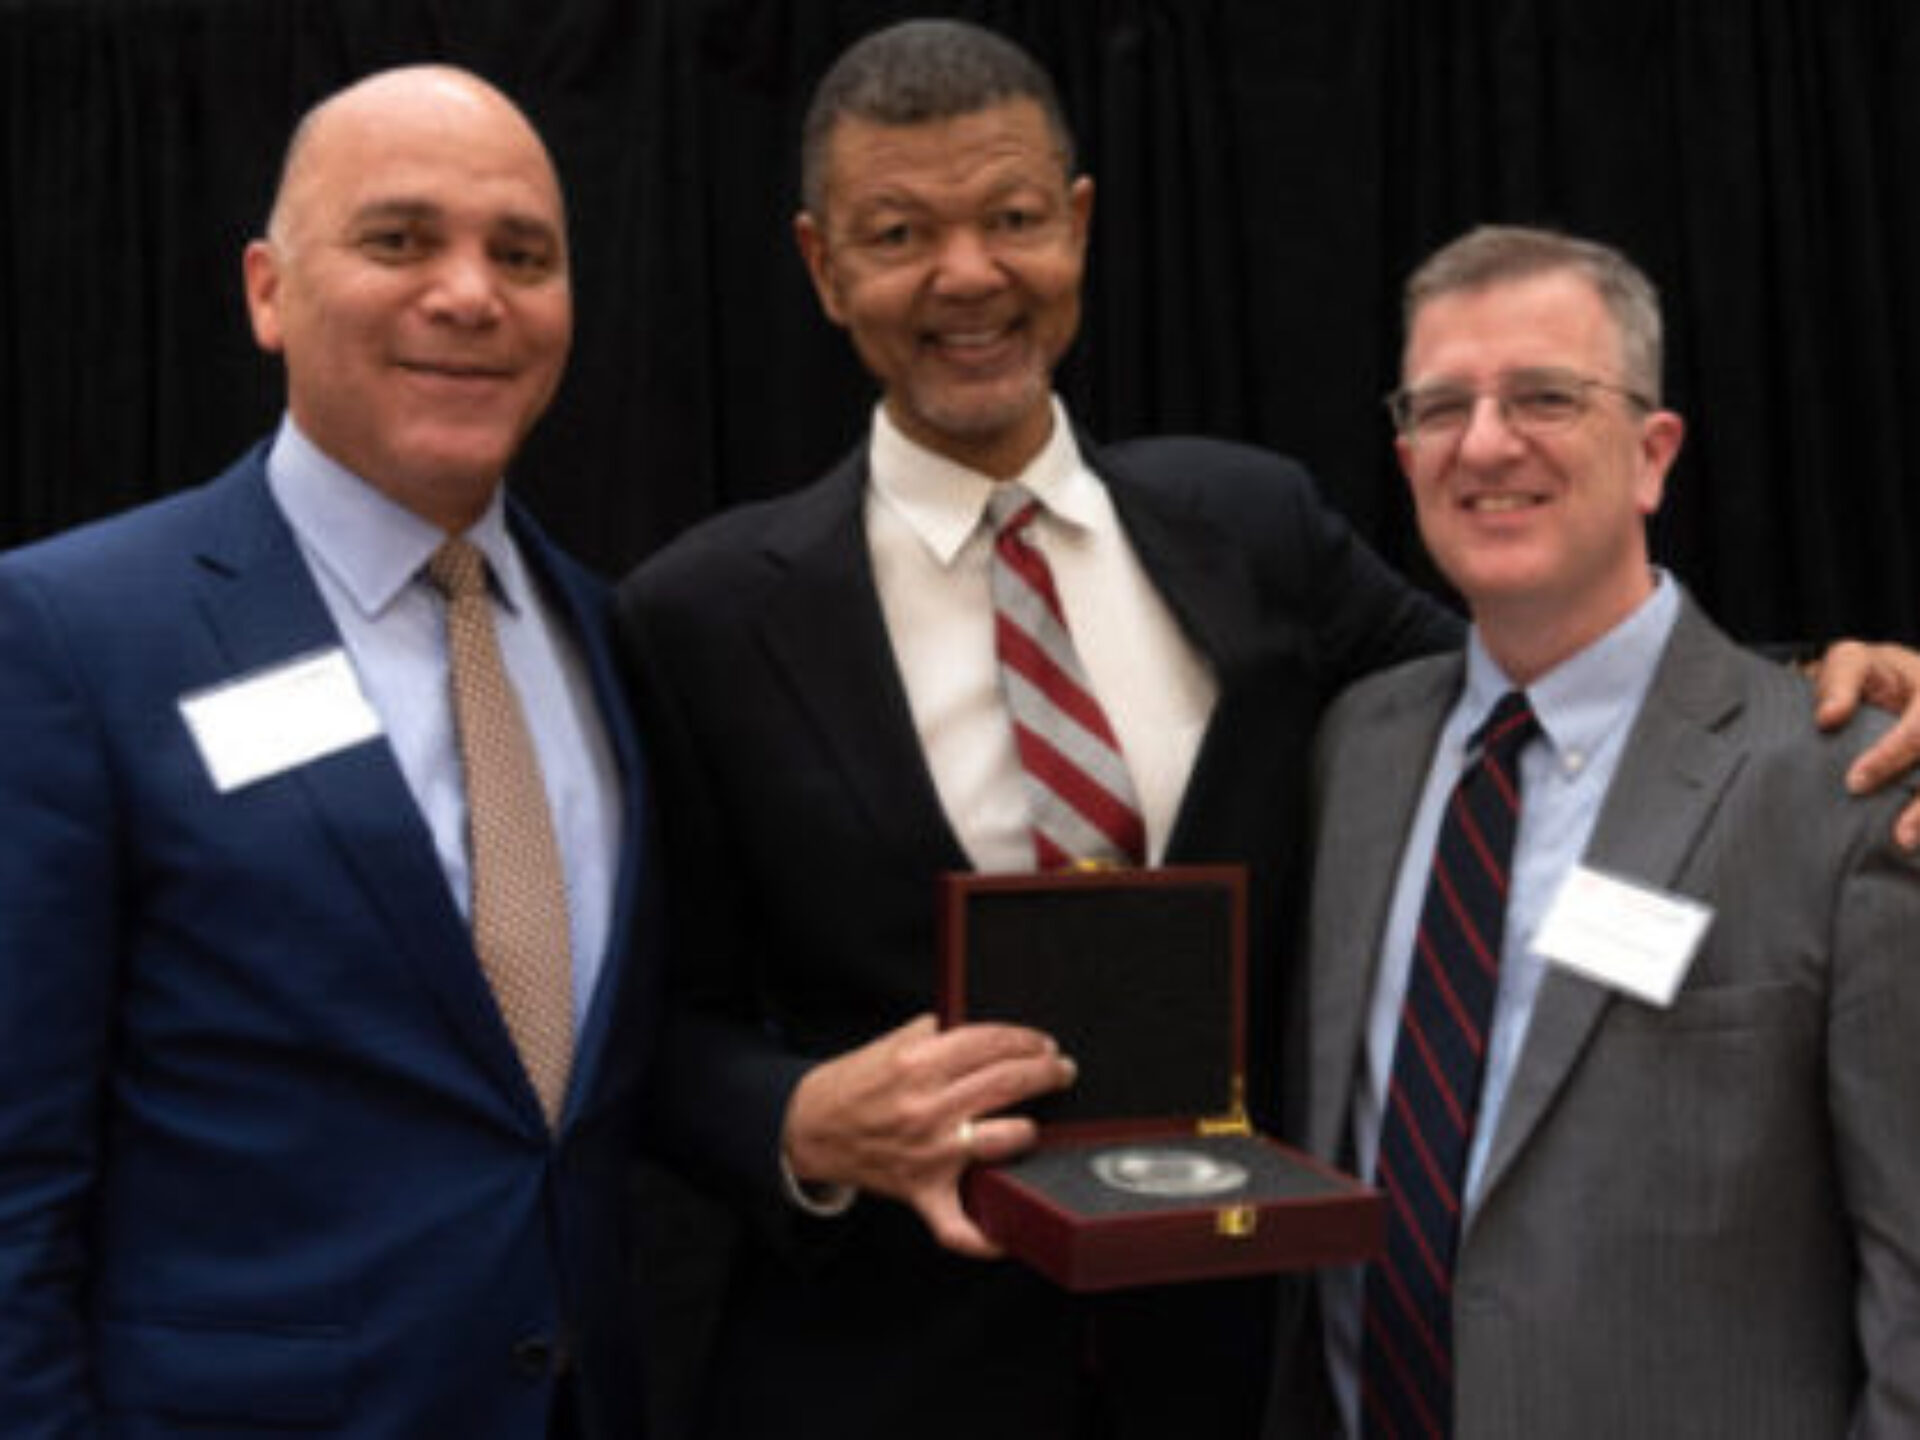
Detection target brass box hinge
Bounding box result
[1196,1074,1253,1138]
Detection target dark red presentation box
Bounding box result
[938,865,1382,1292]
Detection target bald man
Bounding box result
[0,67,661,1437]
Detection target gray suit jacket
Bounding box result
[1280,595,1920,1439]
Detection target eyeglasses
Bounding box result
[1385,367,1655,442]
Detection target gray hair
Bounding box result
[799,19,1075,216]
[1403,224,1665,400]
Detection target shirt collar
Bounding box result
[868,396,1101,566]
[265,415,523,616]
[1461,570,1681,773]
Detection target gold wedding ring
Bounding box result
[955,1117,977,1155]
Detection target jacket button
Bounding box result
[513,1336,556,1377]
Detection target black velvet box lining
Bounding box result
[947,872,1239,1127]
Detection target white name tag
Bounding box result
[179,648,382,793]
[1533,864,1714,1007]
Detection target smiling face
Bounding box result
[1398,268,1685,680]
[243,68,571,532]
[795,98,1092,478]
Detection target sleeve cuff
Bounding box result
[778,1148,856,1218]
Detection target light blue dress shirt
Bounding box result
[265,417,622,1028]
[1325,573,1681,1435]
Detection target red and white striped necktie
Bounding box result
[985,484,1146,869]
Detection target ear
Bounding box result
[1635,408,1686,516]
[793,211,847,327]
[242,239,286,355]
[1067,174,1094,255]
[1394,433,1416,485]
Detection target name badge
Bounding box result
[179,648,382,793]
[1533,864,1714,1007]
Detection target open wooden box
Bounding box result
[938,864,1382,1291]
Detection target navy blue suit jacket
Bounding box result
[0,446,662,1437]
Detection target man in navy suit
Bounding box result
[617,20,1920,1440]
[0,66,660,1436]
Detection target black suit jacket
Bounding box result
[617,432,1457,1440]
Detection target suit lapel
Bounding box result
[752,453,971,872]
[1094,446,1278,863]
[1469,599,1748,1222]
[1098,453,1259,677]
[1309,662,1460,1160]
[190,459,543,1120]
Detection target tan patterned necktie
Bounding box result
[427,538,574,1128]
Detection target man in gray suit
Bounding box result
[1277,224,1920,1438]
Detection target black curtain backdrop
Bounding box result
[6,5,1918,1430]
[4,0,1918,639]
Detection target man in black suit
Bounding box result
[614,19,1920,1440]
[618,21,1451,1437]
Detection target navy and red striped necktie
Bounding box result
[1361,689,1538,1437]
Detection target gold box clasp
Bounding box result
[1216,1205,1258,1239]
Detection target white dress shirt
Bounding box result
[864,398,1217,871]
